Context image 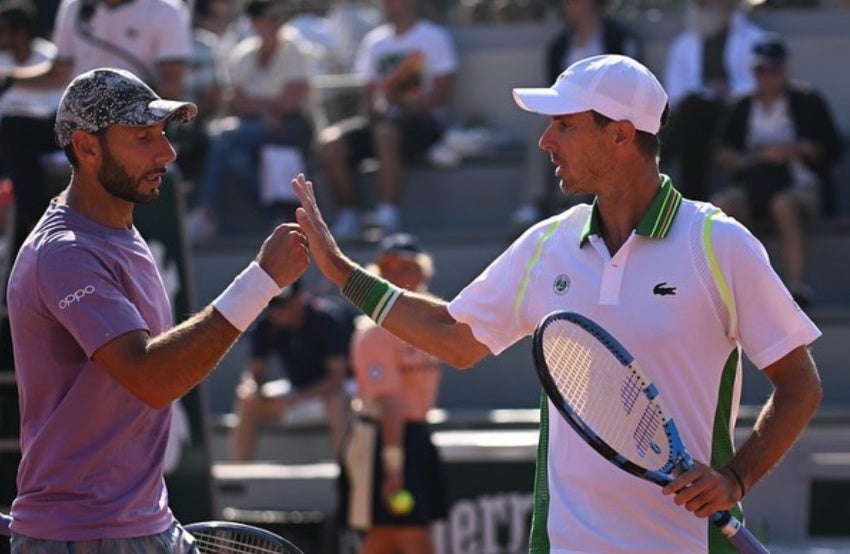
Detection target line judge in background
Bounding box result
[339,233,446,554]
[292,54,821,553]
[5,67,307,552]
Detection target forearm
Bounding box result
[725,377,821,494]
[378,395,406,485]
[9,58,72,90]
[407,75,453,115]
[95,306,241,409]
[146,306,241,390]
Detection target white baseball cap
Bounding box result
[512,55,668,135]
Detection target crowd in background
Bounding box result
[0,0,844,358]
[0,1,844,552]
[0,1,845,272]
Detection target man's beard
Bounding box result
[97,142,158,204]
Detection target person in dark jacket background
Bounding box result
[712,33,844,308]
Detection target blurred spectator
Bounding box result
[661,0,766,202]
[711,34,843,308]
[185,0,314,244]
[172,0,226,184]
[0,0,65,296]
[327,0,384,73]
[194,0,234,37]
[42,0,192,98]
[285,0,341,73]
[339,233,446,552]
[0,0,192,365]
[510,0,644,231]
[0,0,193,209]
[231,279,351,462]
[491,0,547,22]
[319,0,458,240]
[34,0,58,37]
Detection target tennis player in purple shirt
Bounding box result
[5,68,309,552]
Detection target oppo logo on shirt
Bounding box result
[58,285,96,309]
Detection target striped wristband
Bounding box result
[342,268,402,325]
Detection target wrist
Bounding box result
[382,445,404,473]
[722,464,747,499]
[212,262,281,331]
[342,268,402,325]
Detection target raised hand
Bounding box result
[292,173,355,287]
[255,222,310,288]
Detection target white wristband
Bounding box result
[212,262,281,332]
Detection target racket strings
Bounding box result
[192,531,297,554]
[543,321,672,468]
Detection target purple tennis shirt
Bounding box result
[6,201,175,540]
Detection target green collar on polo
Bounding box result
[580,174,682,245]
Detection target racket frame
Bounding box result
[532,311,770,554]
[184,520,304,554]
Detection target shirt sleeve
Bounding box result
[52,0,77,63]
[713,215,821,368]
[353,28,378,80]
[151,0,193,63]
[448,231,539,356]
[39,243,149,358]
[425,26,458,77]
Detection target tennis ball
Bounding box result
[388,489,415,515]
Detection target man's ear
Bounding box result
[612,120,637,145]
[72,130,99,163]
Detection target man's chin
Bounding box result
[135,190,160,204]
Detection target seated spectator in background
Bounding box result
[711,34,843,308]
[319,0,458,240]
[284,0,340,74]
[0,0,65,297]
[339,233,446,553]
[662,0,765,201]
[491,0,547,22]
[511,0,643,230]
[231,280,351,462]
[172,0,226,184]
[186,0,314,244]
[194,0,235,37]
[327,0,384,73]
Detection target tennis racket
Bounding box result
[185,521,304,553]
[532,311,769,554]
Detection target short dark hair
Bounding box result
[245,0,276,18]
[591,106,669,160]
[0,0,37,37]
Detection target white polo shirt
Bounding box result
[53,0,192,82]
[448,176,820,554]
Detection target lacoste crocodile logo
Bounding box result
[653,282,677,296]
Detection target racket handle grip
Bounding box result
[712,511,770,554]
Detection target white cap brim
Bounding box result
[512,86,590,116]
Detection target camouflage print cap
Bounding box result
[54,67,198,147]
